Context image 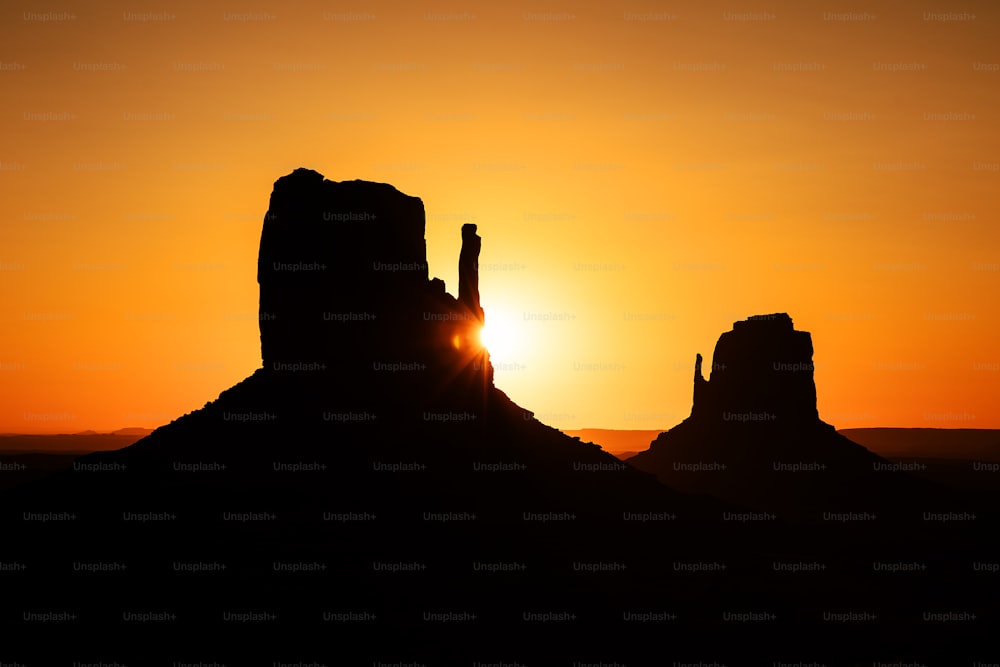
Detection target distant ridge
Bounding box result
[561,428,662,457]
[71,427,154,437]
[110,426,155,436]
[839,427,1000,461]
[0,429,155,453]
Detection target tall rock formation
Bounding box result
[690,313,818,424]
[256,168,492,405]
[458,223,484,324]
[257,170,429,367]
[65,167,686,507]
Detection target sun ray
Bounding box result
[478,309,521,362]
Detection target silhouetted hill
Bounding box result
[627,314,961,520]
[53,170,696,517]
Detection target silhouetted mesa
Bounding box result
[629,314,929,518]
[692,313,817,425]
[257,168,491,395]
[62,167,686,510]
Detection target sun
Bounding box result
[477,308,522,363]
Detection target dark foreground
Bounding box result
[1,377,997,665]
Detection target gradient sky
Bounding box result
[1,0,998,434]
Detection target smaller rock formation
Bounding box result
[255,169,492,409]
[690,313,818,425]
[628,314,926,519]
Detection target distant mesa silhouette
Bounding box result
[627,313,938,518]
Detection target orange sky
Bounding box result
[1,0,998,434]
